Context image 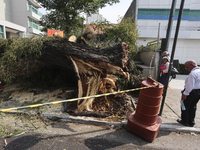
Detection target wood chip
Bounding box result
[4,139,7,146]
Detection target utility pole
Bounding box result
[159,0,185,116]
[164,0,177,52]
[159,0,177,115]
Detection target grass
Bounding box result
[0,113,23,138]
[0,111,53,138]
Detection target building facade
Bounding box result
[86,13,106,24]
[0,0,44,39]
[124,0,200,65]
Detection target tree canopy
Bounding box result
[37,0,120,36]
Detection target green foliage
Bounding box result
[37,0,120,36]
[129,60,142,76]
[87,20,113,47]
[104,17,139,57]
[91,20,113,34]
[18,67,77,90]
[116,60,142,90]
[0,38,8,55]
[86,17,139,58]
[0,37,55,84]
[85,18,139,78]
[138,43,160,52]
[104,17,139,76]
[79,20,111,48]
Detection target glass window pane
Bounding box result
[0,33,4,38]
[0,25,3,32]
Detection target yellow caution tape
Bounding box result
[0,82,158,112]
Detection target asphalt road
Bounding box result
[1,122,200,150]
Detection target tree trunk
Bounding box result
[42,38,130,111]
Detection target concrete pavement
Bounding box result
[42,75,200,134]
[160,75,200,133]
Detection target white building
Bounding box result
[0,0,44,39]
[124,0,200,65]
[86,13,106,24]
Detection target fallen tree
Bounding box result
[42,38,130,111]
[0,37,131,111]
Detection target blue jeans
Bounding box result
[160,73,167,87]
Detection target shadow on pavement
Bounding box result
[3,134,44,150]
[1,128,171,150]
[84,128,171,150]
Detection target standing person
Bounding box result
[159,57,169,87]
[177,60,200,127]
[162,51,170,61]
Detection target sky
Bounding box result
[99,0,133,23]
[39,0,133,24]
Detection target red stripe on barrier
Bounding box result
[0,84,5,89]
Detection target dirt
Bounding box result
[0,84,138,123]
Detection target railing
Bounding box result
[28,5,43,17]
[39,26,43,31]
[29,22,43,31]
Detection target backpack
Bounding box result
[170,67,179,79]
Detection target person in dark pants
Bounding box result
[177,60,200,127]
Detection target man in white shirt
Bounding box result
[177,60,200,127]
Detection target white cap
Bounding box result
[162,56,169,62]
[162,51,169,57]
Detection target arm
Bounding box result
[163,62,169,73]
[183,73,195,97]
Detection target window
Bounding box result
[28,2,43,17]
[28,18,43,31]
[0,25,4,38]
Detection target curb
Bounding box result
[42,113,200,133]
[4,111,200,133]
[160,123,200,133]
[42,113,127,127]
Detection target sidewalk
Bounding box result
[160,75,200,133]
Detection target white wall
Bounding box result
[137,0,200,65]
[168,39,200,65]
[0,0,12,21]
[138,38,200,65]
[10,0,29,28]
[10,0,43,35]
[137,0,198,9]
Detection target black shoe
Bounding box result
[177,119,189,126]
[189,123,195,127]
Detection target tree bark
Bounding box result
[41,38,130,111]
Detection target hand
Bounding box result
[181,94,187,100]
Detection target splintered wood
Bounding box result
[34,38,130,111]
[66,42,130,111]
